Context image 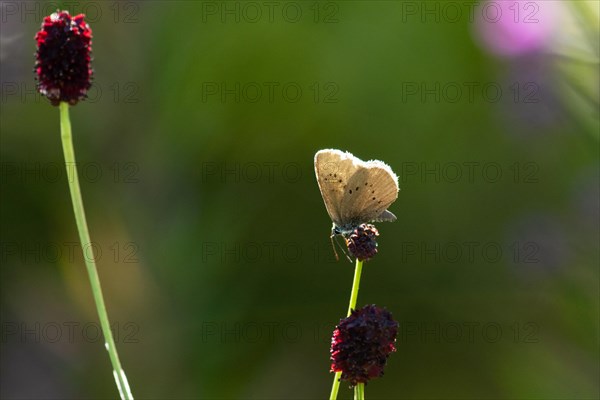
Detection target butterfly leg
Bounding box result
[330,233,340,262]
[331,234,353,263]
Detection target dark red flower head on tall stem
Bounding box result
[347,224,379,261]
[330,304,398,387]
[34,10,93,106]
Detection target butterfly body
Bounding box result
[332,223,356,238]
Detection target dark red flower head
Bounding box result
[34,10,93,106]
[330,304,398,387]
[347,224,379,261]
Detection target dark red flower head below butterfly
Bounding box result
[34,10,93,106]
[330,304,398,387]
[347,224,379,261]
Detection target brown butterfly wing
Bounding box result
[339,160,399,224]
[314,149,360,226]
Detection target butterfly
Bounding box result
[314,149,399,258]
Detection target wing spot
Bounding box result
[338,179,342,183]
[349,189,352,194]
[372,197,376,200]
[355,186,359,191]
[371,190,375,194]
[365,183,368,186]
[378,201,382,204]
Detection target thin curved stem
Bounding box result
[59,102,133,400]
[329,259,364,400]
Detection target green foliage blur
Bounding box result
[1,1,598,399]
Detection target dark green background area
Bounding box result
[1,1,598,399]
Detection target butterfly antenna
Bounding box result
[334,235,353,263]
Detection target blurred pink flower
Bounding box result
[474,0,561,57]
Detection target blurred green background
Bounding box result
[1,1,598,399]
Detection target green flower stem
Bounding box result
[354,383,365,400]
[329,259,364,400]
[59,102,133,400]
[346,259,363,316]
